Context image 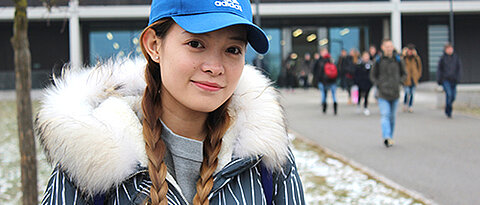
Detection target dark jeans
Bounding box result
[442,81,457,117]
[403,85,416,107]
[357,88,371,108]
[299,75,309,88]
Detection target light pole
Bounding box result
[449,0,454,47]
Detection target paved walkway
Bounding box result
[281,86,480,205]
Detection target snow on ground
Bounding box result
[0,101,51,205]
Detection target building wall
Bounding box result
[403,14,480,83]
[0,21,69,89]
[455,15,480,83]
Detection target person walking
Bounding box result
[354,51,374,116]
[369,45,380,61]
[313,48,328,102]
[402,44,422,113]
[284,52,298,92]
[298,53,313,88]
[370,39,406,148]
[345,48,359,104]
[36,0,305,204]
[317,52,339,115]
[437,43,462,118]
[337,49,348,91]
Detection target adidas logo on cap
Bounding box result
[214,0,243,12]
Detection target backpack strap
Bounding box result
[260,162,273,205]
[395,55,401,63]
[375,55,381,64]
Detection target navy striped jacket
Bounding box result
[41,152,304,205]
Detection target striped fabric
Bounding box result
[41,150,305,205]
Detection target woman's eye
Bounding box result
[188,41,203,48]
[226,47,241,55]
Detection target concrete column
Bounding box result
[282,28,292,60]
[391,0,402,51]
[317,27,328,53]
[383,18,390,39]
[69,0,82,68]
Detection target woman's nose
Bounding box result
[201,58,224,76]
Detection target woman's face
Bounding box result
[156,23,247,113]
[407,49,413,56]
[362,53,370,62]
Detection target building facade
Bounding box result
[1,0,479,89]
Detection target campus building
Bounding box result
[1,0,479,89]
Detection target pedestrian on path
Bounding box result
[337,49,349,93]
[344,48,359,105]
[316,50,339,115]
[35,0,305,204]
[369,45,379,61]
[437,43,461,119]
[284,52,299,92]
[370,39,406,147]
[401,44,422,113]
[354,51,373,116]
[298,52,313,88]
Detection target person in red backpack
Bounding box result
[318,52,338,115]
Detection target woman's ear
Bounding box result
[142,28,161,63]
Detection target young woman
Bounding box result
[354,52,374,116]
[401,44,422,113]
[36,0,305,204]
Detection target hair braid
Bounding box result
[140,19,174,205]
[193,100,231,205]
[142,62,169,205]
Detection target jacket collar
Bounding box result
[35,58,289,196]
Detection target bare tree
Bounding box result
[10,0,37,204]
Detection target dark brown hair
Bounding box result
[139,19,232,205]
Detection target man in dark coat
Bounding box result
[370,39,406,148]
[437,43,462,118]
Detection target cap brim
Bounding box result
[172,13,269,54]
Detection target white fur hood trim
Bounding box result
[35,58,289,196]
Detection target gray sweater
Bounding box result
[162,122,203,203]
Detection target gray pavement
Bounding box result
[281,87,480,205]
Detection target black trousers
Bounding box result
[357,88,371,108]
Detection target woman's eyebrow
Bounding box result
[229,36,247,44]
[181,31,246,44]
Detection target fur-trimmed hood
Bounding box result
[35,58,289,196]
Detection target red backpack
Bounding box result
[324,62,338,79]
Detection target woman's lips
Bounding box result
[192,81,223,92]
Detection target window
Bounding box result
[89,29,143,65]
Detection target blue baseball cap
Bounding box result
[148,0,269,54]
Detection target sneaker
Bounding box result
[363,108,370,116]
[402,105,408,112]
[384,139,394,147]
[408,107,414,113]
